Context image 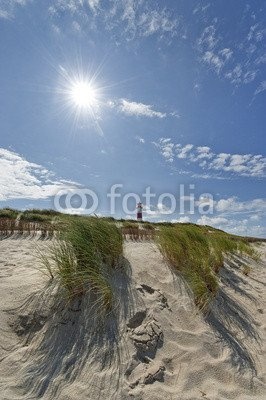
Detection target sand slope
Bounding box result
[0,238,265,399]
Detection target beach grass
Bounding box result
[0,208,18,219]
[39,217,123,313]
[0,207,262,312]
[157,224,260,310]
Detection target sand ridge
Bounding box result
[0,238,265,399]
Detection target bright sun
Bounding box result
[70,80,97,109]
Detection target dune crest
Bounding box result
[0,238,265,399]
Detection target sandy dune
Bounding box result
[0,238,265,399]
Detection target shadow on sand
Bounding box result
[206,255,260,375]
[13,258,136,400]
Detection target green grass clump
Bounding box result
[21,212,51,222]
[0,208,18,219]
[40,217,123,313]
[158,224,258,310]
[155,221,174,227]
[142,222,155,230]
[123,221,139,229]
[23,208,61,216]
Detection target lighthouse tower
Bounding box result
[137,202,143,221]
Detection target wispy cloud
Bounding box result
[197,214,265,237]
[254,80,266,96]
[153,138,174,162]
[0,0,30,19]
[47,0,182,43]
[136,136,145,144]
[171,216,190,223]
[193,3,210,15]
[154,139,266,177]
[119,99,166,118]
[196,15,265,88]
[0,148,77,200]
[88,0,100,14]
[225,65,257,85]
[247,23,265,43]
[137,8,178,38]
[215,196,266,214]
[108,98,167,119]
[197,24,237,77]
[197,195,266,236]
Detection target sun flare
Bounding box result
[58,66,104,135]
[70,80,98,109]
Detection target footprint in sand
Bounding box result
[137,284,171,311]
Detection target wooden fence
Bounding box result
[121,226,156,241]
[0,218,54,238]
[0,218,157,242]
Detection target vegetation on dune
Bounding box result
[155,221,174,227]
[157,224,260,310]
[21,212,51,223]
[0,208,18,219]
[122,221,138,229]
[142,222,155,230]
[22,208,61,216]
[121,221,155,240]
[39,217,123,313]
[0,207,263,314]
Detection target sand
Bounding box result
[0,237,265,399]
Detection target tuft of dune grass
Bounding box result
[39,217,123,313]
[21,211,52,223]
[157,224,260,311]
[0,208,18,219]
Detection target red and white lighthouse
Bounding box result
[137,202,143,221]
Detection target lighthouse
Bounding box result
[137,202,143,221]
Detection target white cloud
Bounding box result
[0,0,30,19]
[170,111,181,118]
[88,0,100,13]
[138,9,178,38]
[193,3,210,15]
[255,54,266,65]
[155,139,266,177]
[197,214,265,238]
[176,144,193,159]
[202,51,224,73]
[0,9,10,19]
[197,25,236,76]
[198,25,218,50]
[72,20,81,32]
[254,80,266,96]
[48,0,180,42]
[136,136,145,144]
[215,197,266,214]
[196,19,264,88]
[0,148,77,200]
[197,215,229,226]
[247,24,265,43]
[154,138,174,162]
[191,146,213,161]
[250,214,260,221]
[171,216,190,223]
[197,196,266,236]
[219,48,233,61]
[118,99,166,119]
[193,83,201,92]
[225,65,257,85]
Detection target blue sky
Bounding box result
[0,0,265,236]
